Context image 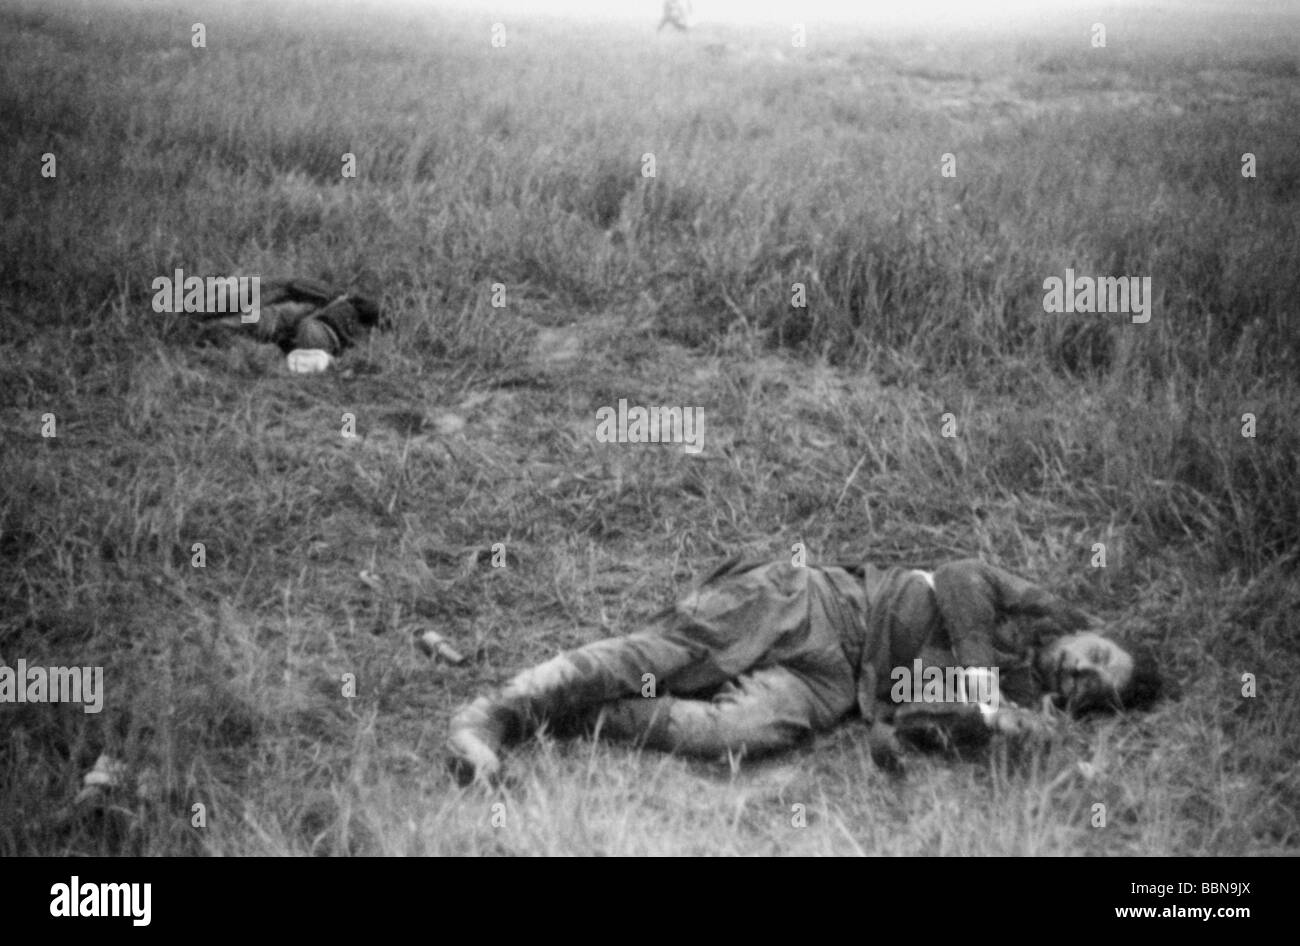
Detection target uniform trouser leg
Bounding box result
[447,629,712,780]
[593,665,824,758]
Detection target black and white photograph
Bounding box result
[1,0,1295,886]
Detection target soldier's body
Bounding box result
[198,277,379,356]
[447,557,1161,783]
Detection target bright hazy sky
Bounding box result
[405,0,1252,28]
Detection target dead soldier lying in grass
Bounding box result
[447,555,1164,784]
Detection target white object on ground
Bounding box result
[432,412,466,435]
[75,753,128,803]
[82,753,126,788]
[418,630,466,664]
[287,348,335,373]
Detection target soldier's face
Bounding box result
[1037,632,1134,711]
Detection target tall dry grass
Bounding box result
[1,0,1296,855]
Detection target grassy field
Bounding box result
[1,0,1297,856]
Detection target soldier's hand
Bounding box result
[990,706,1055,740]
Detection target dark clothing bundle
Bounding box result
[253,278,380,355]
[198,278,380,356]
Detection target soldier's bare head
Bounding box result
[1036,631,1162,714]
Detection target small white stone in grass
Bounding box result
[418,630,466,664]
[1076,761,1098,781]
[83,753,127,788]
[75,753,127,804]
[432,412,466,436]
[287,348,334,373]
[358,570,384,593]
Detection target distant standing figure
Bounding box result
[658,0,694,32]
